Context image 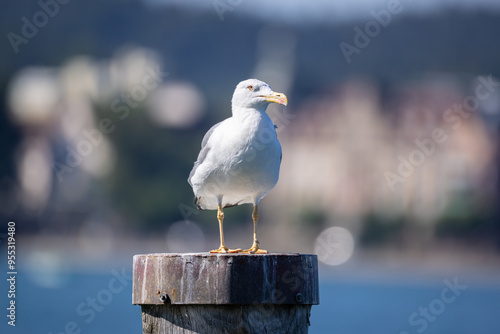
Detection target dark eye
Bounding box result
[247,85,254,91]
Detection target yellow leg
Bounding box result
[242,204,268,254]
[210,204,241,253]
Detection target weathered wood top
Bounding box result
[133,253,319,305]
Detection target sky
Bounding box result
[146,0,500,24]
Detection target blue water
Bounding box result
[1,267,499,333]
[0,268,143,334]
[310,277,500,334]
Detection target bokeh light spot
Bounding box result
[315,226,355,266]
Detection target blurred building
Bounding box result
[266,75,499,250]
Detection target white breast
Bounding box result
[190,111,281,210]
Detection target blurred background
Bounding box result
[1,0,500,333]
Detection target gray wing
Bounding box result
[188,121,223,187]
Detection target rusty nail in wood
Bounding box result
[295,293,304,303]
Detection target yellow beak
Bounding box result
[262,92,288,106]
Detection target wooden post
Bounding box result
[133,253,319,334]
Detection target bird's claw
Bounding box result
[241,241,268,254]
[209,246,241,254]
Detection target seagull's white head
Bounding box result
[231,79,288,111]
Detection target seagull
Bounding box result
[188,79,287,254]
